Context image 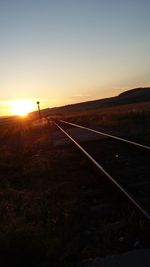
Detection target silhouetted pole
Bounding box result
[37,101,41,119]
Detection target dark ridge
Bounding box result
[28,87,150,118]
[46,87,150,114]
[116,87,150,105]
[119,87,150,98]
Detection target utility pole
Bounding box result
[37,101,41,119]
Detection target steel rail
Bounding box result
[59,120,150,151]
[55,122,150,221]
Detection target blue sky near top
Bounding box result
[0,0,150,115]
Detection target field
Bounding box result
[0,101,150,266]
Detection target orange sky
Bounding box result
[0,0,150,116]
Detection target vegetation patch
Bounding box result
[0,102,149,266]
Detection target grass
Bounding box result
[0,119,96,266]
[60,101,150,145]
[0,101,150,266]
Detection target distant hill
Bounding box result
[118,87,150,102]
[118,87,150,99]
[30,87,150,118]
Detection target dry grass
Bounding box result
[0,101,149,266]
[59,101,150,145]
[0,119,99,266]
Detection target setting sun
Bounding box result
[10,100,35,116]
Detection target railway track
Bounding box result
[54,120,150,221]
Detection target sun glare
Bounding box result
[11,100,35,116]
